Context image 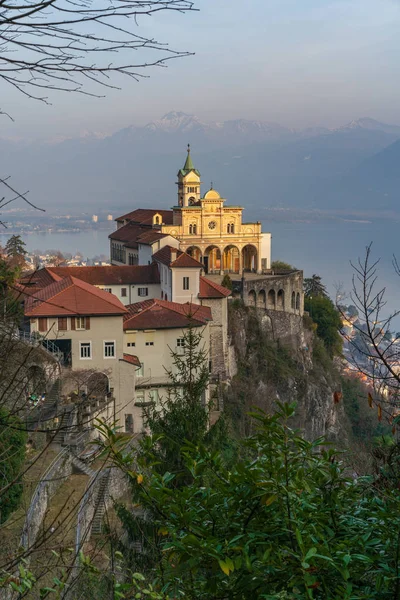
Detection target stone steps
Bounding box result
[91,470,111,536]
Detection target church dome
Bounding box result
[204,188,221,200]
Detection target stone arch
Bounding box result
[296,292,301,311]
[277,289,284,309]
[27,365,47,395]
[258,289,266,307]
[87,372,110,397]
[223,244,240,273]
[204,245,222,274]
[267,289,276,309]
[291,291,296,310]
[186,246,202,263]
[248,289,256,306]
[242,244,258,272]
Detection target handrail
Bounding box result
[18,330,64,362]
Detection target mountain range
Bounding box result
[1,111,400,216]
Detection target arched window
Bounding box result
[296,293,301,310]
[291,291,296,309]
[154,216,160,225]
[227,223,235,234]
[277,289,284,309]
[189,224,197,235]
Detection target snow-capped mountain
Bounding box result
[335,117,400,136]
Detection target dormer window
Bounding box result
[153,214,161,226]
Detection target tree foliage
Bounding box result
[103,402,400,599]
[304,274,328,298]
[271,260,294,271]
[142,320,210,482]
[305,295,342,357]
[0,408,27,524]
[221,273,233,290]
[5,235,27,270]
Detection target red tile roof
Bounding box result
[108,222,150,248]
[25,276,127,317]
[199,276,231,299]
[136,230,170,245]
[115,209,174,226]
[123,299,212,330]
[19,268,61,290]
[47,264,160,285]
[121,353,141,367]
[153,246,203,269]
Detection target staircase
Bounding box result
[91,469,111,536]
[52,407,72,445]
[72,456,96,478]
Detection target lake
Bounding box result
[2,216,399,318]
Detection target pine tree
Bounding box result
[5,235,27,270]
[143,319,210,481]
[303,273,328,298]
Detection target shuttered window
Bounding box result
[58,317,67,331]
[38,318,47,332]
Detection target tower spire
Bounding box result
[183,143,195,172]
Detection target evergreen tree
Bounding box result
[5,235,27,270]
[221,273,233,290]
[143,320,210,481]
[304,273,328,298]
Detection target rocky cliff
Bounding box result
[225,301,348,443]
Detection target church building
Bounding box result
[110,146,271,275]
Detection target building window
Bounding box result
[149,389,158,404]
[145,341,154,346]
[177,338,185,347]
[103,288,112,294]
[80,342,92,360]
[104,341,116,358]
[183,276,190,290]
[58,317,67,331]
[121,287,127,297]
[227,223,235,234]
[76,317,86,330]
[138,287,148,297]
[135,391,145,404]
[137,363,144,377]
[125,413,134,433]
[127,342,136,347]
[38,317,47,332]
[189,223,197,234]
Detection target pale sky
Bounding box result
[2,0,400,139]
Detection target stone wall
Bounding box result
[240,270,304,317]
[20,448,74,550]
[200,297,234,380]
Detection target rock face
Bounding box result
[226,302,348,443]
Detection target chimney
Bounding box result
[170,247,177,263]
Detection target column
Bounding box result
[256,245,262,274]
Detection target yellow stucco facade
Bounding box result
[160,148,271,274]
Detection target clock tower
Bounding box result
[177,145,202,207]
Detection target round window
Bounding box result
[208,220,217,230]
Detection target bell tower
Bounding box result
[177,144,201,207]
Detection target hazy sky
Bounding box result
[2,0,400,139]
